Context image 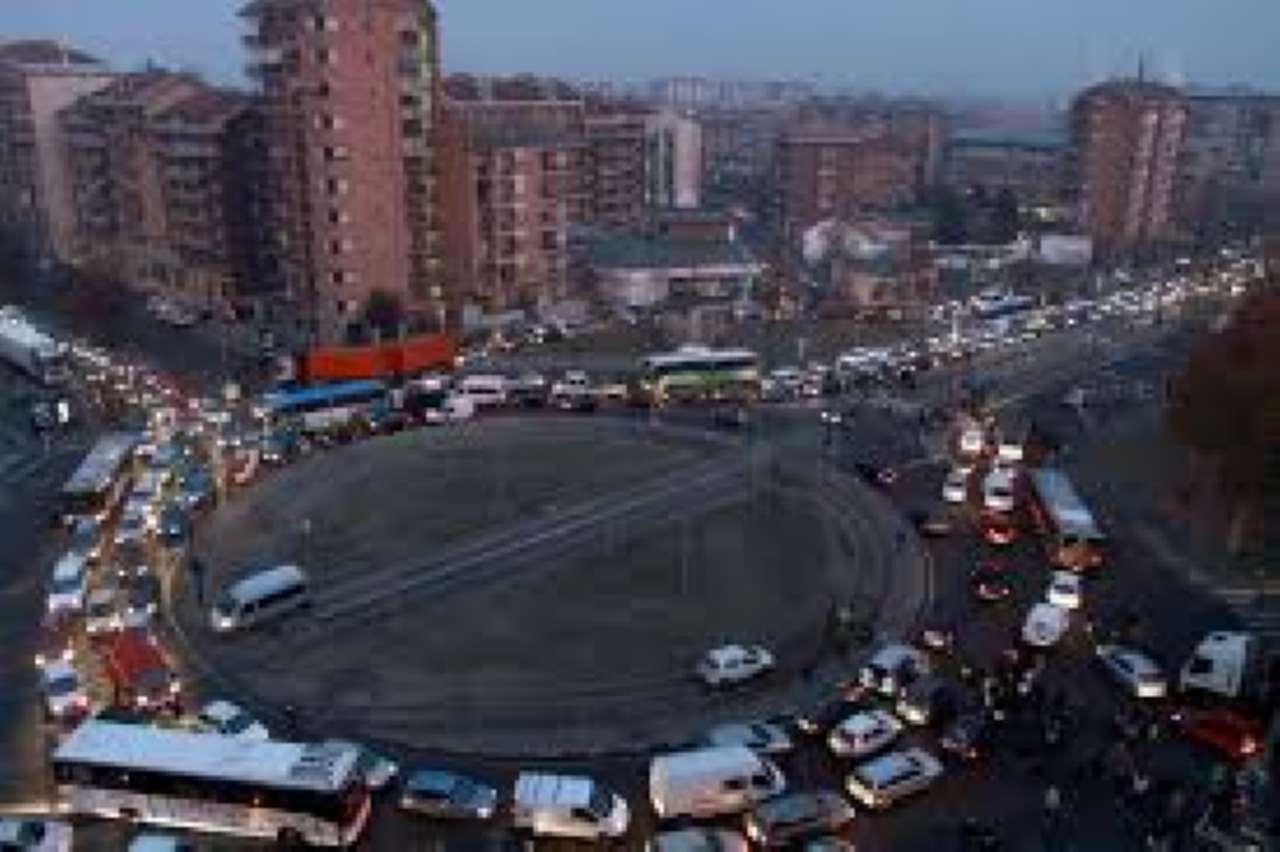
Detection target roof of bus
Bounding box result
[0,314,59,351]
[262,379,386,410]
[228,564,306,603]
[641,346,759,369]
[55,720,360,793]
[62,432,140,495]
[1028,467,1102,538]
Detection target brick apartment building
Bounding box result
[0,40,115,262]
[442,76,586,313]
[1070,80,1187,253]
[1177,88,1280,238]
[583,108,649,229]
[241,0,445,344]
[776,102,943,245]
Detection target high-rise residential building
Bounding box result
[442,79,586,313]
[240,0,444,344]
[1070,80,1187,252]
[61,71,271,312]
[0,40,115,262]
[1176,87,1280,237]
[944,129,1069,206]
[645,109,702,210]
[61,71,205,282]
[583,109,649,229]
[776,104,942,244]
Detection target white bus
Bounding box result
[58,432,139,526]
[0,308,68,385]
[52,720,370,847]
[1026,467,1104,570]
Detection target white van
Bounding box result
[511,772,629,841]
[458,374,508,408]
[649,745,786,821]
[47,551,89,617]
[210,564,309,633]
[982,467,1016,513]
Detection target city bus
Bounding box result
[52,719,370,847]
[1026,467,1105,570]
[258,379,388,432]
[639,345,760,405]
[58,432,139,527]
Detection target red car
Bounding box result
[1171,708,1264,762]
[978,511,1018,546]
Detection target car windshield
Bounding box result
[51,575,81,595]
[46,673,77,696]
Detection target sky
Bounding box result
[1,0,1278,100]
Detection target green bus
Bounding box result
[639,345,761,404]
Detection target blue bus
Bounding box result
[258,380,388,432]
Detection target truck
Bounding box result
[285,334,456,385]
[0,308,67,385]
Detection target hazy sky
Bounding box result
[2,0,1278,99]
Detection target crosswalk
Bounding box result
[1211,587,1280,639]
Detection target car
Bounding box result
[325,740,400,790]
[743,791,855,848]
[1021,602,1070,648]
[399,769,499,820]
[197,700,270,741]
[792,696,866,737]
[860,643,930,696]
[157,504,188,545]
[33,622,76,668]
[1095,644,1167,699]
[705,721,794,755]
[39,659,88,722]
[940,710,995,762]
[941,468,969,504]
[0,817,72,852]
[1169,707,1264,762]
[970,564,1012,602]
[68,516,103,563]
[895,675,962,727]
[123,573,160,625]
[695,644,774,687]
[909,509,953,537]
[648,828,750,852]
[827,709,903,759]
[84,587,124,636]
[1046,571,1083,611]
[854,462,896,488]
[845,748,944,810]
[114,510,148,547]
[977,511,1017,545]
[918,621,956,653]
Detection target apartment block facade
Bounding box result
[944,129,1069,206]
[583,110,648,229]
[645,109,702,210]
[241,0,444,344]
[0,40,115,262]
[1070,80,1187,252]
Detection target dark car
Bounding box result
[970,563,1012,602]
[895,675,962,727]
[398,769,498,820]
[940,710,995,762]
[157,504,188,545]
[1170,707,1264,762]
[178,473,214,512]
[124,573,160,623]
[909,509,953,538]
[792,696,866,737]
[743,791,855,848]
[853,462,896,488]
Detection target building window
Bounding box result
[316,47,332,66]
[400,30,419,47]
[332,270,345,285]
[317,81,331,98]
[327,207,343,224]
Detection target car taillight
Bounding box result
[1240,737,1256,755]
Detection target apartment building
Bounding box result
[0,40,115,262]
[944,129,1068,206]
[1070,80,1187,252]
[583,109,648,229]
[241,0,445,344]
[645,109,702,210]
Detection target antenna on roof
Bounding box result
[1137,53,1146,84]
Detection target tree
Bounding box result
[362,288,404,342]
[932,188,968,245]
[1166,293,1280,554]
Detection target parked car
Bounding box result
[197,700,269,741]
[895,676,963,727]
[84,587,123,636]
[1095,644,1167,699]
[511,772,628,840]
[648,746,786,821]
[793,696,866,737]
[695,644,774,687]
[1169,707,1264,762]
[325,740,399,790]
[648,828,750,852]
[39,659,88,723]
[940,710,995,762]
[399,769,498,820]
[859,643,930,696]
[705,721,793,755]
[827,709,903,759]
[742,791,855,848]
[845,748,944,810]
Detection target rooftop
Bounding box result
[949,128,1067,151]
[0,39,101,68]
[589,231,760,272]
[155,86,250,128]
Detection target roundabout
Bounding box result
[169,413,931,757]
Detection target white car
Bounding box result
[0,817,72,852]
[1046,571,1083,610]
[941,468,968,504]
[1021,602,1070,648]
[695,644,774,687]
[827,709,903,759]
[198,700,270,741]
[325,739,400,790]
[39,659,88,722]
[958,427,986,456]
[1095,644,1168,699]
[705,721,793,755]
[649,828,750,852]
[845,747,944,811]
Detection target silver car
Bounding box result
[1095,644,1167,699]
